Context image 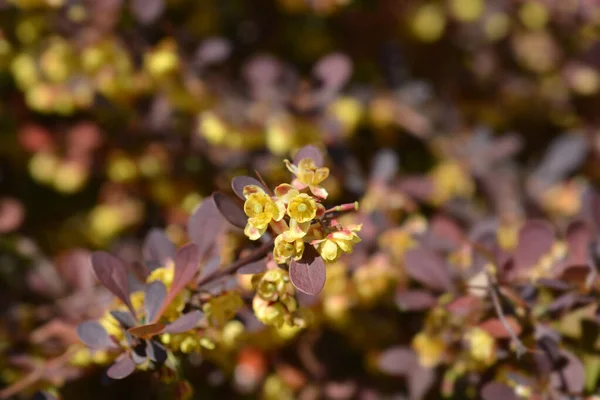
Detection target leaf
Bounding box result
[144,281,167,323]
[480,382,519,400]
[559,265,592,286]
[313,53,352,92]
[130,0,164,24]
[550,350,585,394]
[127,323,166,340]
[163,311,204,334]
[395,290,437,311]
[195,37,231,66]
[513,220,555,271]
[535,134,588,183]
[377,347,414,375]
[198,256,221,281]
[566,220,592,266]
[584,354,600,392]
[146,340,167,363]
[370,148,399,183]
[110,310,137,329]
[76,321,117,349]
[213,192,247,229]
[187,197,225,260]
[231,176,266,200]
[293,145,324,167]
[32,391,57,400]
[142,229,175,269]
[57,249,95,291]
[479,317,522,339]
[403,247,453,291]
[91,251,134,314]
[237,258,268,275]
[289,248,326,295]
[408,364,434,400]
[107,355,136,380]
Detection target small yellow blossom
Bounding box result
[284,158,329,199]
[273,234,304,264]
[287,193,317,223]
[464,327,496,365]
[412,331,446,367]
[312,224,362,262]
[203,291,244,327]
[243,185,285,240]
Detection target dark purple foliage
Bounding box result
[289,248,326,295]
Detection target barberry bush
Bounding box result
[2,0,600,399]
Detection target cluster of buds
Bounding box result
[241,146,362,265]
[251,269,298,328]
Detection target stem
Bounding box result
[324,202,359,214]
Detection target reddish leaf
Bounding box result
[187,197,225,260]
[77,321,117,349]
[107,355,136,380]
[143,228,175,269]
[289,248,326,295]
[231,176,266,200]
[144,281,166,323]
[395,290,437,311]
[403,247,453,291]
[293,145,324,167]
[480,382,519,400]
[513,220,555,271]
[58,249,95,291]
[446,295,483,317]
[128,323,166,340]
[0,197,24,233]
[130,0,164,24]
[213,192,247,229]
[559,265,592,286]
[91,252,134,314]
[163,311,204,334]
[237,258,268,275]
[479,317,522,339]
[565,220,592,266]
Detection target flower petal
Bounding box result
[274,184,299,203]
[244,223,265,240]
[273,200,286,221]
[242,185,265,198]
[309,185,328,199]
[320,240,339,261]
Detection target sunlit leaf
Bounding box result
[479,317,522,339]
[90,252,134,314]
[289,248,326,295]
[107,355,136,380]
[128,323,166,340]
[513,220,555,271]
[213,192,247,229]
[566,220,592,266]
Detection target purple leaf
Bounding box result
[144,281,166,323]
[377,347,414,375]
[237,258,268,275]
[370,149,398,183]
[77,321,117,349]
[551,350,585,394]
[566,220,592,266]
[110,310,137,328]
[231,176,266,200]
[130,0,164,24]
[395,290,437,311]
[58,249,95,291]
[293,145,324,167]
[480,382,519,400]
[146,340,167,363]
[213,192,247,229]
[163,310,204,334]
[408,365,434,400]
[195,37,231,66]
[187,197,225,260]
[313,53,352,92]
[91,252,134,314]
[107,355,136,380]
[513,220,555,271]
[142,228,175,269]
[534,134,588,183]
[198,256,221,282]
[289,248,326,295]
[403,247,453,291]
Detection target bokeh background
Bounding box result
[2,0,600,399]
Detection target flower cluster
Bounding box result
[241,149,361,265]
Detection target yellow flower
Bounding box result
[202,291,244,327]
[242,185,285,240]
[284,158,329,199]
[273,234,305,264]
[287,193,317,223]
[412,332,446,367]
[464,327,496,365]
[312,224,361,262]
